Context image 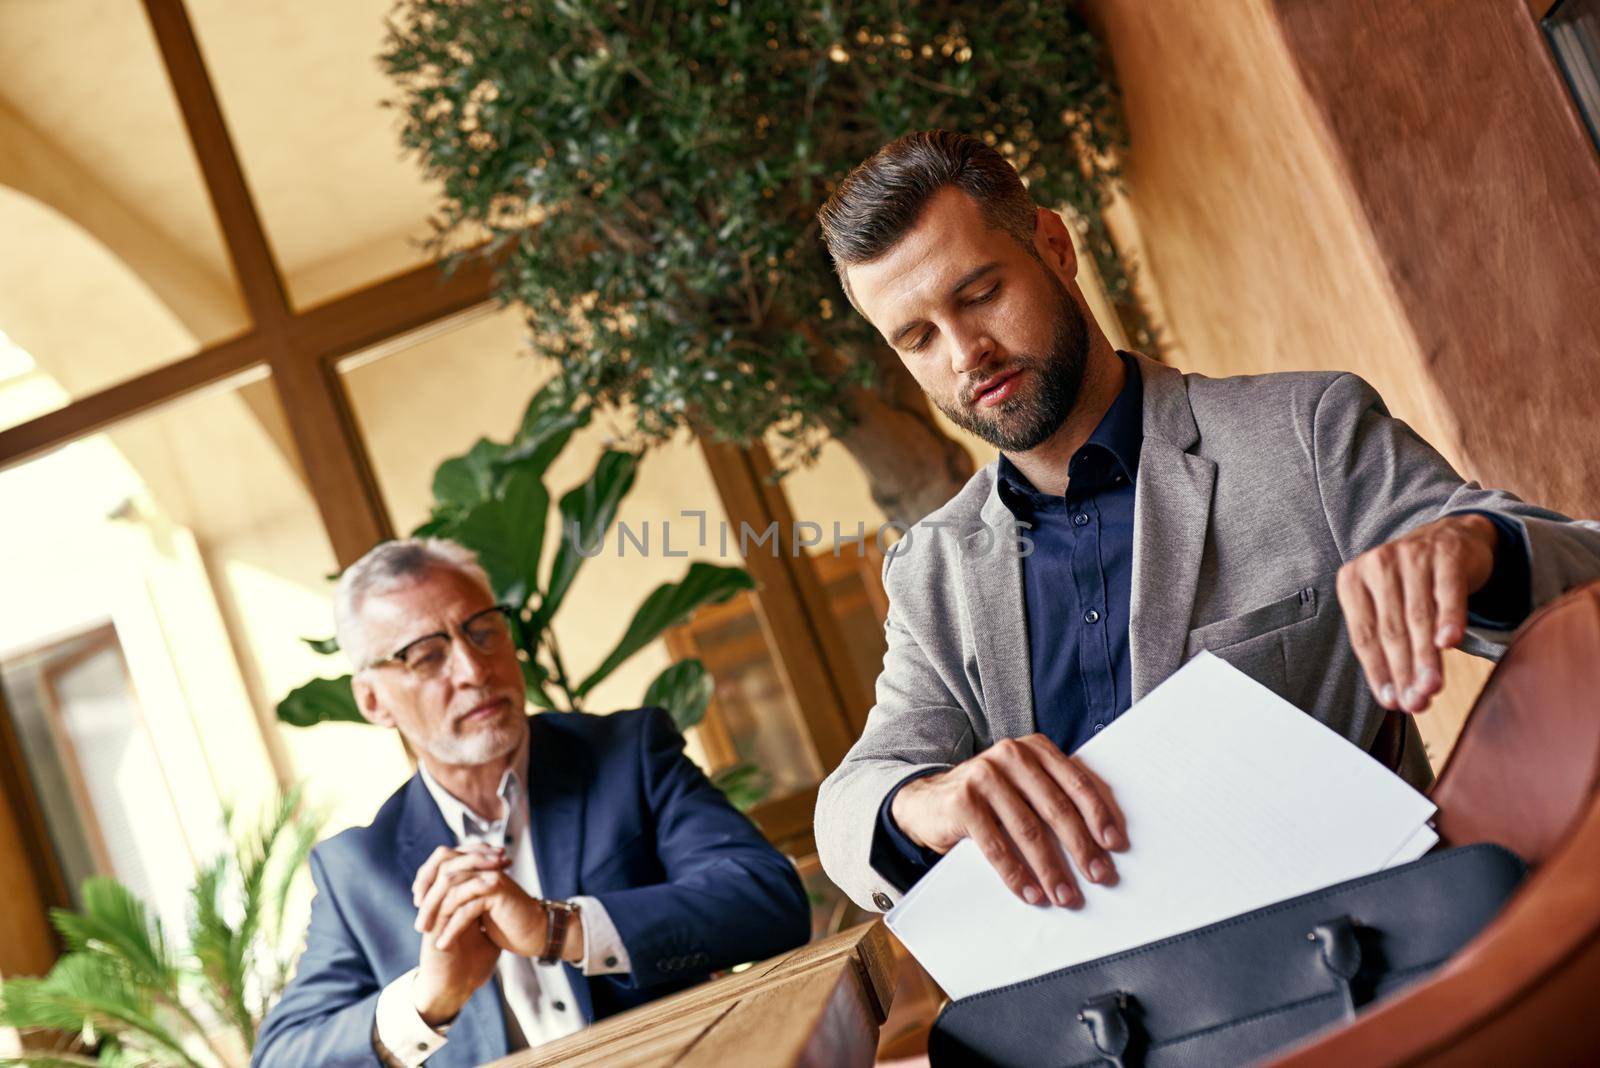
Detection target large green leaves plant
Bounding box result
[0,792,322,1067]
[276,383,765,802]
[380,0,1147,527]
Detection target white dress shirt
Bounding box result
[374,749,631,1065]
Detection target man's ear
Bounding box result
[352,673,395,728]
[1033,206,1078,279]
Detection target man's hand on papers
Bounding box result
[890,735,1127,908]
[1337,513,1498,714]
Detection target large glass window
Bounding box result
[0,371,412,935]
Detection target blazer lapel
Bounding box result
[963,489,1036,740]
[1128,355,1216,699]
[524,715,595,1023]
[395,773,454,900]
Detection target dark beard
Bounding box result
[933,269,1090,453]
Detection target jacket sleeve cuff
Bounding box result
[373,967,450,1068]
[571,895,631,976]
[869,768,948,896]
[1454,510,1532,630]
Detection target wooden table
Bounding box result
[488,923,900,1068]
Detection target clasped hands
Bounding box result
[408,842,555,1026]
[892,514,1500,908]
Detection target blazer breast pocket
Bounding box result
[1184,584,1325,701]
[1185,585,1322,656]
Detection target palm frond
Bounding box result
[49,879,179,1000]
[0,956,200,1068]
[185,857,251,1049]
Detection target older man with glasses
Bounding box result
[253,538,811,1068]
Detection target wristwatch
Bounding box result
[539,898,580,964]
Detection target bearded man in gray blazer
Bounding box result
[811,130,1600,916]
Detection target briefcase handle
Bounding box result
[1075,915,1372,1067]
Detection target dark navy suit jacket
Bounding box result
[252,707,811,1067]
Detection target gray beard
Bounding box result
[934,270,1090,453]
[418,714,523,768]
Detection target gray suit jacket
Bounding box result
[816,354,1600,912]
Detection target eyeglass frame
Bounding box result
[362,604,520,676]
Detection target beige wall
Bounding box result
[1084,0,1570,761]
[1089,0,1600,763]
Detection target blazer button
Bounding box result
[872,891,893,910]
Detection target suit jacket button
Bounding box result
[872,891,894,910]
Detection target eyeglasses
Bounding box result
[365,605,517,680]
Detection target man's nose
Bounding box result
[948,325,997,377]
[449,637,494,686]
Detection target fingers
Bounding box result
[415,847,510,934]
[1338,563,1396,710]
[1364,552,1415,710]
[959,739,1125,909]
[412,842,502,905]
[1014,742,1118,887]
[988,753,1089,908]
[959,773,1066,908]
[1398,543,1442,711]
[435,895,489,952]
[1030,738,1125,852]
[1432,539,1470,650]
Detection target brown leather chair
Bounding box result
[1272,581,1600,1065]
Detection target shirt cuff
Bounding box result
[571,895,631,976]
[869,768,948,896]
[374,968,450,1068]
[1454,510,1532,631]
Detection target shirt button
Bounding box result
[553,1000,567,1012]
[416,1042,430,1051]
[872,891,894,910]
[605,955,619,967]
[1084,609,1101,624]
[1074,512,1089,526]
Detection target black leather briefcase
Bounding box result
[928,844,1526,1067]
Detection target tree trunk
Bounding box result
[831,345,976,530]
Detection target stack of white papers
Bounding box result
[886,652,1437,1000]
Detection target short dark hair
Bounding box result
[817,130,1039,306]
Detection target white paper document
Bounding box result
[886,652,1437,1000]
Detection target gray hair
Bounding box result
[817,129,1039,311]
[334,537,493,669]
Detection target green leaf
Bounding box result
[0,955,196,1067]
[520,656,556,709]
[300,635,339,655]
[452,461,549,607]
[643,659,715,732]
[497,383,589,479]
[432,437,507,510]
[538,449,638,627]
[275,676,363,728]
[49,878,177,999]
[189,855,252,1047]
[711,762,772,813]
[409,506,461,540]
[576,563,753,696]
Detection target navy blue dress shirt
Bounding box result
[869,355,1532,892]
